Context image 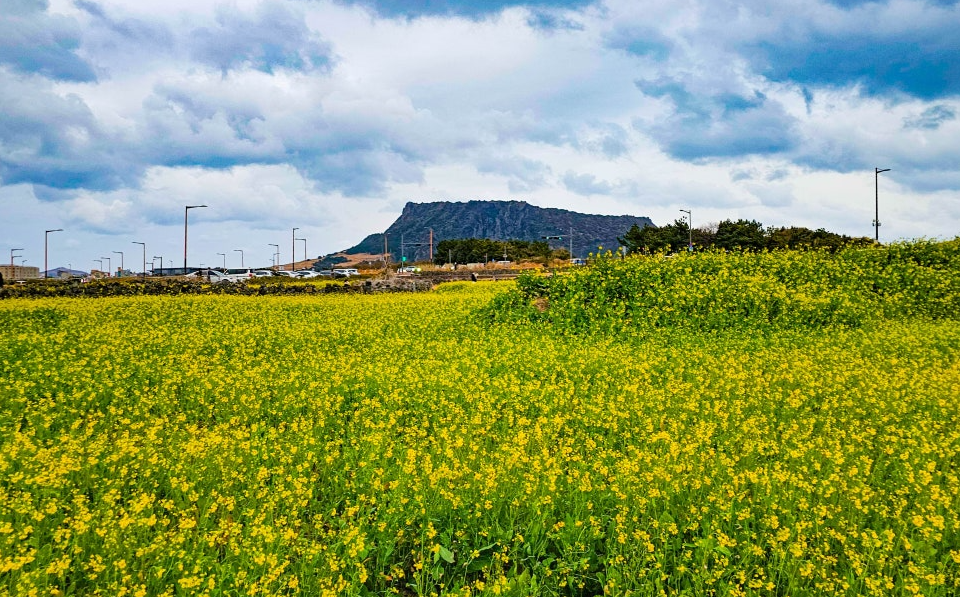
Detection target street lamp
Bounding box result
[296,238,307,265]
[184,204,208,272]
[291,227,299,271]
[44,229,63,278]
[153,256,162,275]
[101,256,111,277]
[113,250,124,277]
[234,249,244,268]
[874,168,891,242]
[94,259,102,276]
[217,252,226,269]
[268,244,279,270]
[132,242,146,279]
[679,209,692,252]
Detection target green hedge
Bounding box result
[485,239,960,334]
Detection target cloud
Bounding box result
[476,155,552,192]
[903,105,956,130]
[0,0,96,81]
[736,1,960,99]
[563,171,639,197]
[188,1,332,74]
[0,69,138,192]
[635,80,798,160]
[344,0,594,19]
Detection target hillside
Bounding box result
[344,200,655,261]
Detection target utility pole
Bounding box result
[133,242,146,279]
[296,237,307,264]
[429,229,434,262]
[874,168,890,242]
[268,244,279,270]
[680,209,692,251]
[184,204,207,271]
[291,227,298,271]
[45,229,62,278]
[11,248,23,279]
[113,250,124,276]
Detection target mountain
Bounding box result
[344,200,655,260]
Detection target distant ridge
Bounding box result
[344,200,655,260]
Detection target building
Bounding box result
[41,267,89,279]
[0,265,41,280]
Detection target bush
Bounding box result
[485,239,960,334]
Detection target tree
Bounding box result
[766,226,873,252]
[714,219,766,251]
[619,220,689,254]
[434,238,557,264]
[618,224,647,255]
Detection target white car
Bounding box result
[273,270,299,278]
[187,269,233,283]
[295,270,320,278]
[332,268,359,277]
[224,268,256,282]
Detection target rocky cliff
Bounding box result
[345,200,655,260]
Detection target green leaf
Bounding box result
[439,545,455,564]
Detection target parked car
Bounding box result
[187,269,232,283]
[295,270,320,278]
[224,268,256,282]
[252,270,275,278]
[332,268,359,278]
[273,270,299,278]
[397,266,420,273]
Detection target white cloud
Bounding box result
[4,0,960,270]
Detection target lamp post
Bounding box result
[113,250,124,277]
[234,249,244,268]
[153,256,162,275]
[268,244,279,270]
[94,259,102,277]
[132,242,146,279]
[11,249,23,280]
[217,252,226,269]
[296,238,306,266]
[679,209,692,252]
[101,257,111,277]
[184,204,207,272]
[291,227,299,271]
[874,168,890,242]
[44,229,63,278]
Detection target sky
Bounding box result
[2,0,959,272]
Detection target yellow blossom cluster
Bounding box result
[1,265,958,595]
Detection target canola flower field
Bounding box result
[2,243,960,597]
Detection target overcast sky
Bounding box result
[3,0,959,271]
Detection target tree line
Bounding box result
[434,238,567,264]
[618,219,875,254]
